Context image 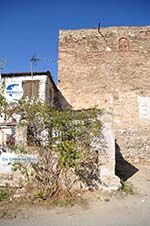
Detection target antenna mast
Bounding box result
[30,56,55,97]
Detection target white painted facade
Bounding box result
[2,74,47,103]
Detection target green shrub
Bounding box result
[0,190,10,202]
[121,181,135,195]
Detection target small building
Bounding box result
[0,71,71,185]
[1,71,70,109]
[0,71,71,148]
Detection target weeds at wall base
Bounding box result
[119,181,135,195]
[0,189,10,202]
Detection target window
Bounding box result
[118,37,129,51]
[22,80,39,98]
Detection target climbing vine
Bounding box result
[0,98,103,198]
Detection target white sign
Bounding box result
[0,151,38,174]
[138,96,150,119]
[0,153,38,163]
[5,82,23,102]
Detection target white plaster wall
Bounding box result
[0,126,14,146]
[3,75,47,102]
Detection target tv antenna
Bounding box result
[30,55,56,73]
[0,58,7,87]
[29,55,56,96]
[98,22,111,51]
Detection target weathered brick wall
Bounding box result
[58,26,150,161]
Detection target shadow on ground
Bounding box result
[115,141,139,181]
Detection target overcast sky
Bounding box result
[0,0,150,82]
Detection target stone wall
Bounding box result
[0,112,121,191]
[58,26,150,161]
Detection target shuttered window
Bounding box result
[22,80,39,98]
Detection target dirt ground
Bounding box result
[0,162,150,226]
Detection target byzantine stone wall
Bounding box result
[58,26,150,161]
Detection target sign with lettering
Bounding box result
[5,82,23,102]
[0,151,38,174]
[138,96,150,119]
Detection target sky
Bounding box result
[0,0,150,83]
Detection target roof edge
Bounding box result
[1,71,52,77]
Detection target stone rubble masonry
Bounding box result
[58,26,150,161]
[0,112,121,190]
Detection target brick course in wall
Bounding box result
[58,26,150,161]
